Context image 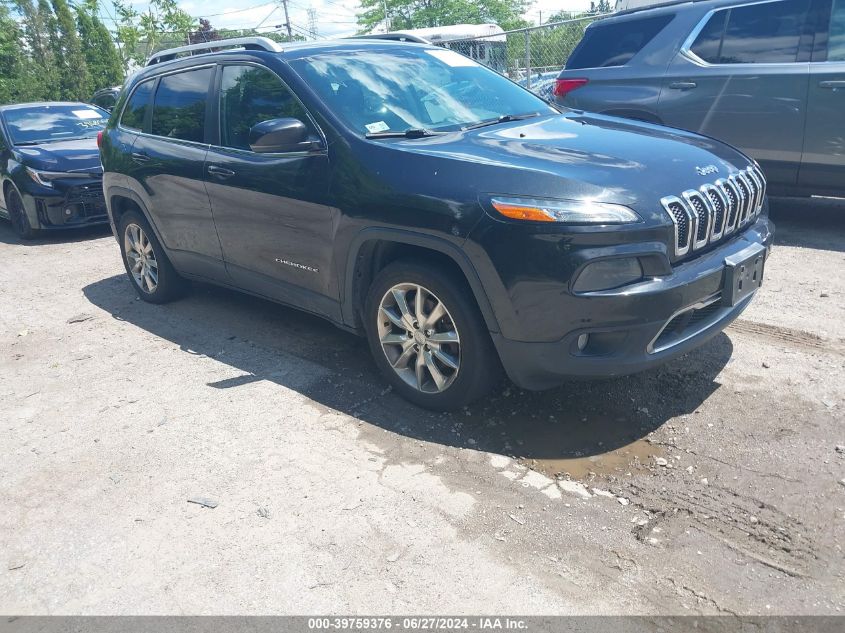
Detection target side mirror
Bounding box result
[248,118,314,153]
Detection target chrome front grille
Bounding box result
[661,165,766,259]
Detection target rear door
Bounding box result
[129,66,225,279]
[799,0,845,193]
[203,63,337,318]
[658,0,814,186]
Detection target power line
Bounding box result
[198,2,276,18]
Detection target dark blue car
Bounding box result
[0,102,110,239]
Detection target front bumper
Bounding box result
[21,179,108,230]
[490,217,774,390]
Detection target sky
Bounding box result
[102,1,595,40]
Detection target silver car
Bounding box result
[555,0,845,198]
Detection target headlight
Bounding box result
[25,167,91,188]
[490,196,641,224]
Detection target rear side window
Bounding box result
[566,15,675,69]
[94,94,116,110]
[690,0,812,64]
[219,65,315,151]
[830,0,845,60]
[121,81,154,131]
[151,67,213,142]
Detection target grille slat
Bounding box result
[660,167,766,259]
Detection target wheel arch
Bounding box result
[343,228,501,335]
[107,186,167,247]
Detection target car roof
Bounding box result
[134,38,437,81]
[0,102,97,113]
[610,0,749,19]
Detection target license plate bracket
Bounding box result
[723,244,766,307]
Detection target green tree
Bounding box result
[357,0,531,34]
[6,0,57,100]
[76,0,124,92]
[0,4,30,103]
[51,0,91,99]
[113,0,196,69]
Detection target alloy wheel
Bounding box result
[124,223,159,293]
[377,283,461,393]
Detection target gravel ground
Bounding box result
[0,198,843,615]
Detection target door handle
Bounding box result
[819,80,845,89]
[669,81,697,90]
[207,165,236,179]
[131,152,150,164]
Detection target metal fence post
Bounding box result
[524,29,531,89]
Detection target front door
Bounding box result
[799,0,845,193]
[658,0,813,186]
[204,63,338,318]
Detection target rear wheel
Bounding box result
[365,260,500,410]
[118,210,187,303]
[6,189,37,240]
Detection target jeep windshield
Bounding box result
[289,47,557,136]
[3,104,109,145]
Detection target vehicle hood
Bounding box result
[386,112,753,217]
[14,137,102,174]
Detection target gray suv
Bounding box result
[555,0,845,197]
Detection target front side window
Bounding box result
[566,15,675,69]
[121,81,154,131]
[830,0,845,60]
[219,65,315,151]
[1,104,109,145]
[690,0,811,64]
[151,67,213,142]
[289,47,555,136]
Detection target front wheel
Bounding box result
[6,189,37,240]
[364,260,501,410]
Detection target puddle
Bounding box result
[520,438,659,480]
[461,391,669,481]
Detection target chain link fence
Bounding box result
[438,16,602,97]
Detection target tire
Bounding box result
[118,209,187,304]
[364,259,501,410]
[6,189,38,240]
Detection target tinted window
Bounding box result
[692,0,811,64]
[94,94,117,110]
[565,15,675,69]
[121,81,154,131]
[690,10,728,63]
[151,67,212,142]
[289,48,554,135]
[2,104,108,144]
[219,65,314,151]
[831,0,845,60]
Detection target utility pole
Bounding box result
[279,0,293,41]
[382,0,390,33]
[307,7,318,40]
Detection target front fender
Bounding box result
[341,227,509,336]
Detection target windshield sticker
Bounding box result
[365,121,390,133]
[425,49,478,67]
[72,109,104,120]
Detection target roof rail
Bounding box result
[350,33,432,44]
[146,36,283,66]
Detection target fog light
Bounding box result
[573,257,643,293]
[577,333,590,351]
[64,207,73,216]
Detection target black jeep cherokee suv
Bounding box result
[100,37,774,410]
